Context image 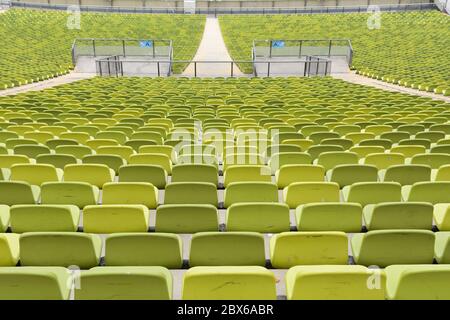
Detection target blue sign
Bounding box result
[272,40,285,48]
[140,40,153,48]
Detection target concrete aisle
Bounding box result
[0,72,96,96]
[182,17,244,77]
[334,72,450,103]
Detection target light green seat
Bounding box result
[75,266,172,300]
[40,182,99,208]
[10,163,63,185]
[314,151,359,171]
[435,232,450,264]
[286,265,386,300]
[224,165,272,187]
[296,202,362,232]
[276,164,324,189]
[410,153,450,169]
[0,267,72,300]
[0,205,10,232]
[10,205,80,233]
[402,182,450,204]
[189,232,266,266]
[342,182,402,206]
[349,146,385,158]
[64,164,114,188]
[268,152,312,174]
[224,182,278,208]
[433,164,450,181]
[102,182,158,208]
[171,164,218,186]
[82,154,126,174]
[165,182,218,207]
[139,145,176,163]
[226,202,290,233]
[307,145,344,160]
[434,204,450,231]
[327,164,378,188]
[283,182,340,209]
[0,181,40,205]
[118,164,167,189]
[155,204,218,233]
[182,266,276,300]
[362,153,405,170]
[129,153,172,174]
[105,233,182,268]
[83,205,149,233]
[390,145,426,158]
[0,233,20,266]
[380,164,431,185]
[385,265,450,300]
[20,232,102,269]
[270,231,348,268]
[351,230,435,267]
[363,202,433,230]
[96,146,135,161]
[36,154,79,169]
[55,145,93,159]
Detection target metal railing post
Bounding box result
[299,40,302,58]
[157,62,160,77]
[269,40,273,58]
[152,41,155,58]
[231,62,234,77]
[122,40,126,57]
[92,39,96,57]
[194,62,197,77]
[328,40,332,57]
[267,62,270,77]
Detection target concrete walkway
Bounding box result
[182,17,244,77]
[334,71,450,103]
[0,72,96,97]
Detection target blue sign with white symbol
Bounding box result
[272,40,285,48]
[140,40,153,48]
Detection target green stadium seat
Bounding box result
[296,202,362,232]
[380,164,431,185]
[155,204,218,233]
[431,145,450,154]
[64,164,114,188]
[182,266,276,300]
[171,164,218,186]
[0,181,40,205]
[74,266,172,300]
[0,267,72,300]
[226,202,290,233]
[165,182,218,206]
[415,131,445,143]
[224,165,271,187]
[390,145,426,158]
[434,204,450,231]
[351,230,435,267]
[270,231,348,268]
[276,164,324,188]
[82,154,126,174]
[36,154,79,169]
[0,205,10,232]
[40,182,99,208]
[55,145,94,158]
[433,164,450,181]
[102,182,158,208]
[105,233,182,268]
[286,265,386,300]
[314,151,359,171]
[283,182,340,209]
[224,182,278,208]
[402,182,450,203]
[435,232,450,264]
[13,145,51,158]
[385,265,450,300]
[118,164,167,189]
[359,139,392,149]
[410,153,450,169]
[10,205,80,233]
[129,153,172,174]
[349,146,385,158]
[307,145,344,160]
[363,202,433,230]
[0,234,20,266]
[342,182,402,206]
[83,205,149,233]
[139,145,176,163]
[362,153,405,170]
[327,164,378,188]
[19,232,102,268]
[189,232,266,266]
[10,164,63,185]
[268,152,312,174]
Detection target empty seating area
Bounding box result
[1,76,450,300]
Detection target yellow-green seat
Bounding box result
[10,163,63,185]
[155,204,218,233]
[83,205,149,233]
[10,204,80,233]
[362,153,405,170]
[276,164,324,189]
[0,233,20,266]
[171,164,218,186]
[0,155,33,168]
[283,182,340,209]
[286,265,386,300]
[296,202,362,232]
[129,153,172,174]
[102,182,158,208]
[268,152,312,174]
[342,182,402,206]
[40,182,99,208]
[189,232,266,266]
[182,266,276,300]
[118,164,167,189]
[435,232,450,264]
[314,151,359,171]
[105,233,182,268]
[270,231,348,268]
[19,232,102,269]
[351,230,435,267]
[0,205,10,232]
[13,145,51,159]
[363,202,433,230]
[402,182,450,204]
[380,164,431,185]
[327,164,378,188]
[349,146,385,158]
[36,154,79,169]
[0,181,40,205]
[165,182,218,206]
[82,154,126,174]
[410,153,450,169]
[75,266,172,300]
[385,265,450,300]
[139,145,176,163]
[0,267,72,300]
[54,145,93,159]
[434,203,450,231]
[224,165,272,187]
[224,182,278,208]
[226,202,290,233]
[64,164,114,188]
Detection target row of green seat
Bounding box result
[1,230,450,268]
[2,264,449,300]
